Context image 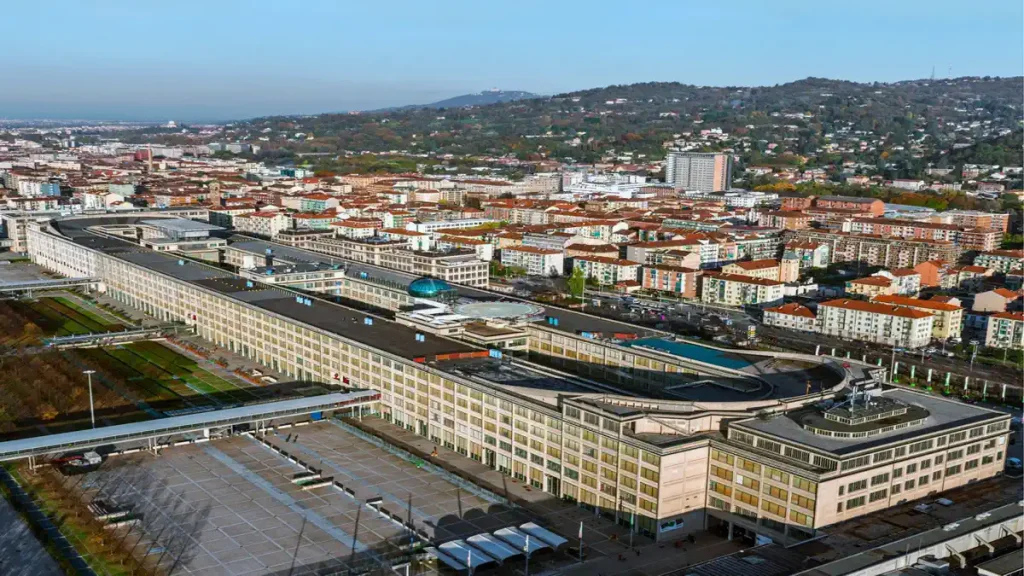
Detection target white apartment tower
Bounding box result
[665,152,733,192]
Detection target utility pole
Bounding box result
[83,370,96,428]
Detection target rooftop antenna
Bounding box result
[930,66,935,81]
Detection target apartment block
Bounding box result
[786,230,963,269]
[641,265,701,298]
[701,272,784,308]
[974,250,1024,274]
[817,299,934,348]
[665,152,732,192]
[872,295,963,341]
[763,302,817,332]
[985,312,1024,349]
[501,245,564,277]
[573,256,640,286]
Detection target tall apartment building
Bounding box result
[572,256,640,285]
[664,152,732,192]
[817,299,934,348]
[934,210,1010,232]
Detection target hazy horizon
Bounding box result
[3,0,1022,123]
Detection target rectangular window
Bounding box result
[869,489,887,503]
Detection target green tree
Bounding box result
[567,267,586,298]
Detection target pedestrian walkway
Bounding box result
[345,416,741,575]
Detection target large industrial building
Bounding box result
[25,214,1011,546]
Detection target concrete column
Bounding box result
[831,348,836,356]
[862,354,867,363]
[963,377,970,392]
[910,365,915,380]
[982,381,988,398]
[815,345,821,356]
[1002,383,1007,400]
[927,368,932,383]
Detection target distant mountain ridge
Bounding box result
[375,89,540,111]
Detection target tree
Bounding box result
[567,267,586,299]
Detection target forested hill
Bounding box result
[220,77,1023,177]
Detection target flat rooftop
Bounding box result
[792,476,1023,576]
[140,218,224,233]
[734,388,1006,456]
[50,219,475,361]
[436,357,607,398]
[226,236,659,338]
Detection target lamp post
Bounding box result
[969,339,979,372]
[83,370,96,428]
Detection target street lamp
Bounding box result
[969,339,979,372]
[83,370,96,428]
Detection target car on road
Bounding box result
[1005,457,1022,473]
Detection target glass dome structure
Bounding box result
[408,277,454,298]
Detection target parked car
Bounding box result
[1005,457,1022,473]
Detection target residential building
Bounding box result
[972,289,1021,313]
[763,302,817,332]
[701,272,784,307]
[872,295,964,341]
[974,250,1023,274]
[913,260,956,289]
[641,265,701,298]
[436,235,494,262]
[845,276,898,299]
[934,210,1010,232]
[814,196,884,216]
[758,211,810,231]
[500,245,564,276]
[817,299,934,348]
[664,152,732,192]
[333,218,382,239]
[873,269,921,296]
[573,256,640,286]
[234,212,291,239]
[722,259,782,281]
[786,230,963,268]
[784,241,830,270]
[985,312,1024,349]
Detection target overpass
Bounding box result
[42,325,194,349]
[0,390,380,464]
[0,277,103,296]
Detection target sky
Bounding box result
[4,0,1022,122]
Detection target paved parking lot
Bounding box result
[71,422,547,575]
[261,423,534,544]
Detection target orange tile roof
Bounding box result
[703,272,783,287]
[819,299,933,319]
[991,288,1021,300]
[849,276,892,287]
[872,295,961,312]
[992,311,1024,321]
[765,302,816,318]
[731,259,779,271]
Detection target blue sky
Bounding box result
[4,0,1022,121]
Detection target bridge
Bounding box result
[0,277,103,296]
[42,325,194,349]
[0,390,380,464]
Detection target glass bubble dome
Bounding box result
[408,277,454,298]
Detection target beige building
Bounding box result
[845,276,898,299]
[721,259,781,281]
[763,302,817,333]
[871,295,963,341]
[26,214,1009,547]
[817,299,934,348]
[701,272,784,307]
[665,152,732,192]
[500,245,564,277]
[710,389,1009,541]
[973,288,1021,313]
[573,256,640,286]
